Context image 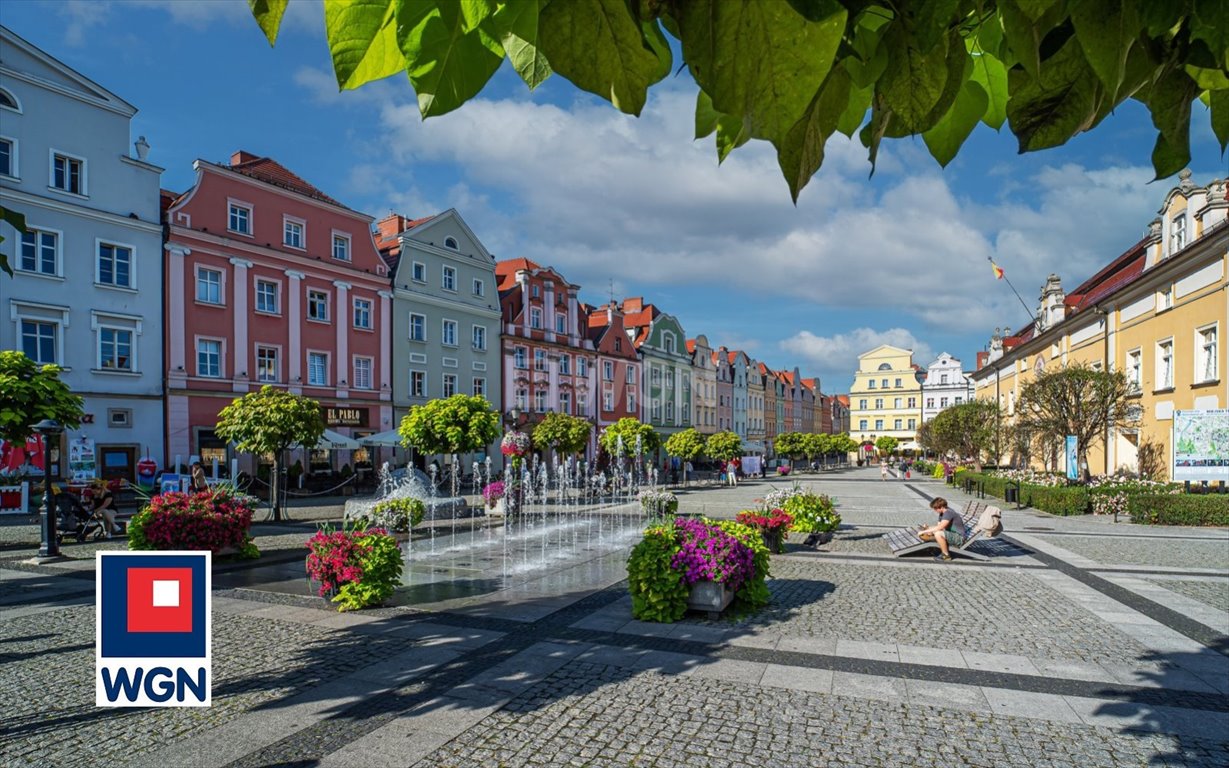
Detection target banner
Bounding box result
[69,437,97,483]
[1065,436,1079,480]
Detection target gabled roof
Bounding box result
[494,257,544,290]
[1,26,137,116]
[227,151,347,208]
[375,212,436,274]
[685,339,696,354]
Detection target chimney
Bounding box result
[134,136,150,161]
[230,150,261,166]
[376,213,407,243]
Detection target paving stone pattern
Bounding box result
[0,605,422,768]
[418,661,1229,768]
[1147,579,1229,615]
[692,560,1151,664]
[1026,534,1229,570]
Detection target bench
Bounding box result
[882,501,993,561]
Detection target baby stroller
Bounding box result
[55,490,108,544]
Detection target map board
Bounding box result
[1172,409,1229,483]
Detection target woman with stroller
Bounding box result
[91,479,122,538]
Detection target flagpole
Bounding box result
[990,257,1037,326]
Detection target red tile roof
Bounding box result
[228,150,348,209]
[494,257,543,290]
[375,212,436,274]
[685,339,696,354]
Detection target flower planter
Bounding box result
[687,579,734,617]
[761,528,786,554]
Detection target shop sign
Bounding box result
[323,407,368,427]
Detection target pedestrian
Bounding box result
[879,459,888,481]
[917,496,965,562]
[727,459,738,487]
[190,460,209,492]
[91,479,123,538]
[683,459,693,486]
[899,458,909,480]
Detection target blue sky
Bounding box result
[7,0,1227,391]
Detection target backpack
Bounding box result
[976,506,1003,538]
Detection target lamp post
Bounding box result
[35,419,65,561]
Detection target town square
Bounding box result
[1,2,1227,767]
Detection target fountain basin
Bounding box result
[343,495,476,524]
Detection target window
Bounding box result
[859,399,867,409]
[627,365,636,384]
[895,378,902,387]
[435,373,454,397]
[411,262,426,282]
[530,307,543,329]
[560,392,572,415]
[534,349,546,371]
[615,337,622,352]
[409,313,426,341]
[308,352,328,386]
[472,278,484,297]
[19,229,57,275]
[99,328,133,371]
[442,319,457,346]
[283,218,304,248]
[0,88,16,110]
[256,347,279,382]
[228,203,251,234]
[955,397,964,404]
[940,397,949,407]
[578,357,587,377]
[663,334,675,354]
[52,152,83,194]
[559,355,571,375]
[907,397,916,408]
[604,361,614,381]
[534,389,547,411]
[308,290,329,321]
[1197,326,1218,382]
[442,266,456,291]
[532,284,540,299]
[196,268,222,304]
[353,357,372,389]
[514,347,528,369]
[859,419,868,430]
[472,377,485,397]
[894,419,902,430]
[256,280,279,314]
[332,233,351,261]
[1171,213,1187,252]
[1156,339,1174,389]
[628,392,636,412]
[874,398,883,409]
[410,370,426,397]
[21,320,56,364]
[926,398,934,408]
[353,298,372,329]
[197,340,222,378]
[0,137,13,177]
[868,380,876,389]
[666,401,675,420]
[555,313,567,333]
[894,397,902,408]
[515,388,527,410]
[1127,349,1142,391]
[875,419,883,430]
[444,236,458,249]
[908,418,916,429]
[881,378,889,388]
[1158,285,1173,311]
[665,369,674,389]
[97,242,132,288]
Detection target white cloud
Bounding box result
[780,329,935,390]
[59,0,111,46]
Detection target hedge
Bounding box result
[958,472,1090,516]
[1129,494,1229,526]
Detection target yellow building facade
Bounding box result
[849,345,923,448]
[973,172,1227,477]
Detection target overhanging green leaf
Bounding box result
[970,49,1008,129]
[1007,35,1105,151]
[538,0,668,116]
[1070,0,1140,99]
[1210,88,1229,152]
[249,0,288,46]
[1190,0,1229,70]
[398,0,505,118]
[877,16,951,132]
[326,0,404,90]
[1137,67,1200,179]
[695,90,720,138]
[836,79,872,137]
[675,0,846,145]
[923,79,989,166]
[775,64,852,200]
[488,0,552,89]
[716,113,751,163]
[459,0,495,34]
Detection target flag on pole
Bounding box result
[990,260,1005,280]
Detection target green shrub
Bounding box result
[715,520,771,611]
[1129,494,1229,526]
[627,524,690,623]
[783,491,840,533]
[960,472,1090,516]
[352,496,425,532]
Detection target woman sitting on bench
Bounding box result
[917,497,965,562]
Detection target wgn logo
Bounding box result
[96,551,212,707]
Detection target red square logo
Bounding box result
[127,567,193,633]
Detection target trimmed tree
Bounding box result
[399,394,501,458]
[875,436,899,457]
[929,400,1000,471]
[804,433,832,469]
[599,417,660,458]
[774,432,806,465]
[835,433,859,464]
[705,431,743,463]
[0,352,84,477]
[1016,364,1137,475]
[664,427,705,463]
[215,385,325,521]
[531,412,593,459]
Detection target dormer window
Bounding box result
[1171,213,1187,252]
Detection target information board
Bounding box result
[1172,409,1229,482]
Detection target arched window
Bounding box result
[444,236,458,250]
[0,88,20,112]
[877,362,892,370]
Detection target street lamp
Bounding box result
[34,419,64,561]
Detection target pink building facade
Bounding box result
[163,151,392,470]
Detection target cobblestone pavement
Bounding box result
[3,466,1227,768]
[691,559,1152,664]
[419,662,1229,768]
[1026,533,1229,570]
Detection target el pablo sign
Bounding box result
[96,551,212,707]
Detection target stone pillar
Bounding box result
[333,280,351,393]
[378,290,393,392]
[166,244,191,380]
[230,258,252,392]
[286,270,304,393]
[544,280,556,343]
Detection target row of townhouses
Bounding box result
[0,27,848,481]
[847,348,976,452]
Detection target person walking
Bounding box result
[727,459,738,487]
[190,461,209,492]
[879,459,888,481]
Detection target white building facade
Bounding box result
[0,27,165,480]
[921,352,975,423]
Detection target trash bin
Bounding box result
[1005,485,1018,504]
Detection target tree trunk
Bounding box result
[271,449,283,522]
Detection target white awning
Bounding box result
[742,441,766,454]
[304,429,361,450]
[356,429,404,447]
